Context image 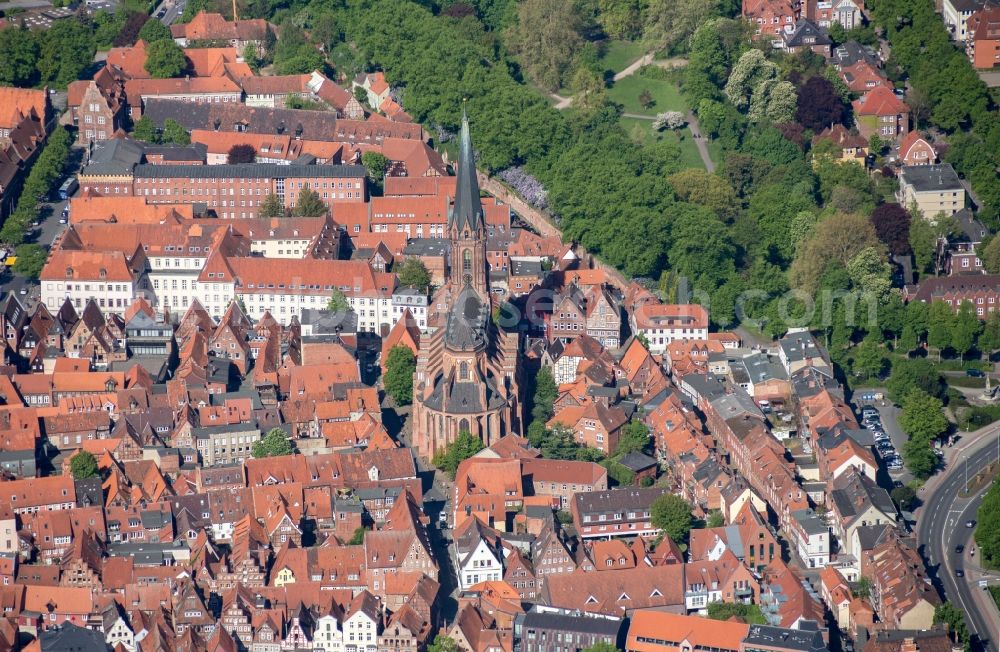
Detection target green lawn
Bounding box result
[607,74,687,116]
[598,40,649,75]
[619,117,705,169]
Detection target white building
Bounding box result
[391,288,428,330]
[790,508,830,569]
[41,250,141,313]
[314,611,343,652]
[454,518,505,591]
[631,303,709,354]
[943,0,985,41]
[342,591,380,652]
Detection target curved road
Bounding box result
[919,428,1000,652]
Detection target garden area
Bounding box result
[606,69,686,116]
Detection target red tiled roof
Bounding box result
[852,86,909,116]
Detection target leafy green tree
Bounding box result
[260,193,285,218]
[161,119,190,145]
[361,151,389,187]
[908,215,938,275]
[294,188,326,216]
[38,19,95,87]
[144,39,187,78]
[397,258,431,291]
[0,26,40,87]
[706,602,766,624]
[595,0,641,39]
[886,358,941,403]
[984,233,1000,273]
[505,0,583,92]
[644,0,721,52]
[707,510,725,528]
[428,635,461,652]
[132,116,158,143]
[790,213,880,293]
[898,325,918,354]
[12,244,47,279]
[927,300,955,360]
[272,23,324,75]
[70,450,99,479]
[327,288,351,313]
[569,67,608,114]
[432,431,484,479]
[650,493,694,545]
[900,389,949,442]
[666,169,740,222]
[852,331,886,379]
[252,427,294,458]
[980,310,1000,355]
[977,479,1000,567]
[242,43,261,71]
[952,301,982,360]
[847,247,893,304]
[891,485,917,511]
[934,603,970,651]
[138,17,172,42]
[614,419,649,457]
[384,345,416,405]
[899,389,947,479]
[531,366,558,425]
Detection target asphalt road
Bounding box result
[152,0,185,25]
[919,428,1000,652]
[0,143,81,306]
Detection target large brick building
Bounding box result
[79,159,366,217]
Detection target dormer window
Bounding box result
[65,267,73,278]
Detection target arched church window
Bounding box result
[460,362,469,380]
[463,249,472,273]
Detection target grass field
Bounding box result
[598,40,648,75]
[619,117,705,169]
[607,74,687,116]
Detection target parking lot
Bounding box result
[853,392,912,484]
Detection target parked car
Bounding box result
[967,520,977,528]
[861,407,879,417]
[967,368,984,377]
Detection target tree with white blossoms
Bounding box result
[653,111,687,131]
[725,49,777,110]
[748,78,798,124]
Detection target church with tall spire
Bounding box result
[410,111,522,460]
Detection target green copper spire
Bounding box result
[449,107,484,234]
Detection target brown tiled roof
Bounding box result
[40,250,136,283]
[0,87,46,131]
[543,564,685,615]
[852,86,909,116]
[628,611,748,652]
[143,99,423,142]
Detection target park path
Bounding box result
[686,111,715,172]
[613,52,655,81]
[550,50,659,111]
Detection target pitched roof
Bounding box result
[627,610,748,652]
[852,86,909,116]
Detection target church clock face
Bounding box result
[464,274,472,284]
